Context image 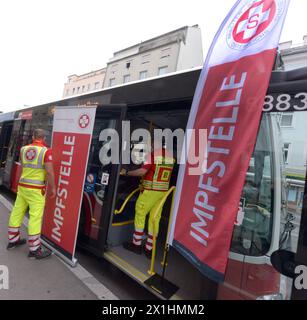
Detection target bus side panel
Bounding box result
[10,162,22,193]
[240,262,280,299]
[217,259,244,300]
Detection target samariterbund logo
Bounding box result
[78,113,90,129]
[227,0,285,50]
[25,148,37,161]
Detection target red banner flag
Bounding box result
[168,0,290,282]
[42,106,96,265]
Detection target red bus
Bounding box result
[0,66,307,300]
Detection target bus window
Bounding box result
[231,114,273,256]
[0,122,13,168]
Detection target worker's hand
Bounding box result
[120,168,127,176]
[49,187,56,199]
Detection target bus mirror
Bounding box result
[270,249,297,279]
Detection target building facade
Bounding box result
[62,68,106,98]
[103,25,203,88]
[280,36,307,70]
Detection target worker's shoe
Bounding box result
[123,242,142,255]
[28,246,52,260]
[7,239,27,250]
[143,247,152,260]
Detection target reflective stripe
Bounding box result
[133,238,142,246]
[29,245,40,252]
[28,234,40,240]
[151,185,169,191]
[29,239,40,247]
[18,183,45,190]
[19,178,45,186]
[9,234,20,243]
[8,227,19,233]
[8,234,19,240]
[143,180,152,188]
[133,234,143,240]
[20,147,25,165]
[37,147,47,166]
[23,163,44,169]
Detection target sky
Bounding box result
[0,0,306,113]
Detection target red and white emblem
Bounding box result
[227,0,283,50]
[233,0,276,43]
[25,148,37,161]
[78,114,90,129]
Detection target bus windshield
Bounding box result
[231,114,274,256]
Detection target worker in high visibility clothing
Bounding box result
[121,147,175,259]
[7,129,56,259]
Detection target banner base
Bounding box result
[41,238,78,268]
[144,274,179,300]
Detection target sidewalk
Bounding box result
[0,198,102,300]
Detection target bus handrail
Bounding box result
[114,187,140,215]
[148,186,176,276]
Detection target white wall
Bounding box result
[176,26,203,70]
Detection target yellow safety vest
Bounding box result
[19,145,48,188]
[142,154,175,191]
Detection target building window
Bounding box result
[158,66,168,76]
[161,47,171,52]
[141,54,150,65]
[280,113,294,127]
[126,62,131,69]
[94,82,100,90]
[288,188,297,202]
[160,47,171,59]
[298,191,304,208]
[77,87,80,94]
[139,71,147,80]
[66,89,69,96]
[82,85,85,93]
[123,74,130,83]
[72,88,75,95]
[87,84,91,91]
[109,78,116,87]
[283,143,290,163]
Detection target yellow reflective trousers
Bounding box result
[135,189,166,236]
[9,186,46,236]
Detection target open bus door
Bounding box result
[77,104,127,257]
